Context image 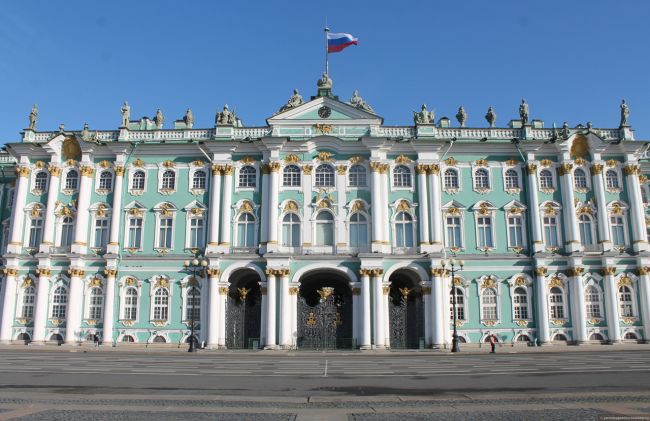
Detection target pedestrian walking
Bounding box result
[93,333,100,348]
[489,334,496,353]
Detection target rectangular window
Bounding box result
[158,218,173,248]
[128,218,143,249]
[94,219,109,248]
[543,216,558,247]
[507,216,524,248]
[28,219,43,248]
[477,217,494,248]
[189,218,205,249]
[446,216,462,248]
[611,216,626,246]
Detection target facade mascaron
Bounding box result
[1,76,650,349]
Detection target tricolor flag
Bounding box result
[327,32,358,53]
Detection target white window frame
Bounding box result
[617,278,638,319]
[584,281,604,319]
[450,285,467,322]
[189,166,208,194]
[128,168,147,195]
[472,167,492,193]
[49,281,68,320]
[181,278,202,323]
[18,278,37,319]
[158,168,177,194]
[391,164,414,191]
[347,209,370,251]
[119,277,142,323]
[507,275,533,322]
[503,204,527,250]
[607,202,630,248]
[123,203,146,251]
[314,164,336,188]
[89,203,111,251]
[24,204,44,249]
[502,167,521,193]
[472,202,496,250]
[313,209,335,248]
[184,202,207,250]
[573,167,590,192]
[84,280,105,321]
[153,202,177,252]
[347,164,368,189]
[236,164,258,190]
[443,206,465,250]
[150,279,172,324]
[548,285,567,320]
[540,201,562,249]
[538,168,556,192]
[61,167,79,195]
[31,170,49,195]
[282,164,302,189]
[604,167,622,192]
[55,215,75,249]
[443,167,461,193]
[95,169,115,195]
[280,211,302,250]
[578,213,597,250]
[478,277,501,324]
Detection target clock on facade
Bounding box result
[318,106,331,119]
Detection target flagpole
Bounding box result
[324,22,329,76]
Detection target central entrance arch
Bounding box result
[225,269,262,349]
[297,271,353,349]
[388,269,425,349]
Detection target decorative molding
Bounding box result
[284,154,300,164]
[395,154,412,164]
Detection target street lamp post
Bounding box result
[183,255,208,352]
[441,258,464,353]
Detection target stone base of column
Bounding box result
[38,243,52,253]
[372,345,386,350]
[6,244,21,254]
[206,243,221,254]
[28,341,48,346]
[106,244,120,254]
[359,345,372,350]
[419,244,437,253]
[263,345,279,350]
[634,242,650,253]
[601,241,613,253]
[266,242,279,253]
[70,244,86,254]
[607,340,622,345]
[371,243,383,253]
[565,243,581,253]
[533,243,545,253]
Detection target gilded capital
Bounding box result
[526,163,537,175]
[624,164,640,176]
[602,266,617,276]
[114,166,125,177]
[103,268,118,278]
[80,166,94,177]
[534,267,547,276]
[302,165,313,175]
[219,287,229,295]
[16,166,31,178]
[206,268,221,278]
[370,268,384,277]
[36,267,52,277]
[289,287,300,295]
[3,268,19,277]
[268,162,282,173]
[47,165,62,177]
[590,164,604,175]
[336,165,347,175]
[67,268,85,277]
[559,163,573,176]
[636,267,650,276]
[222,165,233,175]
[429,164,440,175]
[211,164,221,175]
[566,266,584,277]
[359,268,372,277]
[415,164,428,175]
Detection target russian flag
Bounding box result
[327,32,358,53]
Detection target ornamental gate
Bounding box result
[389,286,424,349]
[225,287,261,349]
[297,287,353,349]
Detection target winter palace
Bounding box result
[0,75,649,350]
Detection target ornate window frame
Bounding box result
[123,202,146,252]
[82,275,105,323]
[89,202,111,251]
[507,274,533,323]
[183,201,207,251]
[616,273,639,321]
[313,163,336,189]
[233,199,259,250]
[149,275,173,326]
[471,160,492,194]
[282,164,302,189]
[188,162,209,195]
[391,163,414,191]
[576,205,597,251]
[49,277,69,322]
[502,164,522,194]
[442,200,466,251]
[547,274,568,323]
[180,275,202,324]
[31,169,49,196]
[604,165,622,193]
[236,163,259,191]
[540,201,562,251]
[345,199,370,252]
[23,202,44,249]
[279,199,302,250]
[442,167,461,194]
[503,201,527,251]
[538,166,556,193]
[583,276,605,323]
[118,276,142,326]
[477,275,501,326]
[95,167,115,196]
[128,166,147,196]
[607,201,630,249]
[471,201,497,252]
[61,166,80,195]
[347,164,368,190]
[390,199,417,251]
[448,275,470,325]
[573,166,590,193]
[16,275,37,322]
[153,202,177,252]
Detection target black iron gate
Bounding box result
[297,287,352,349]
[389,287,424,349]
[225,287,261,349]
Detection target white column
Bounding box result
[206,165,222,253]
[359,271,371,349]
[64,268,85,344]
[301,166,313,248]
[71,166,93,255]
[534,268,551,344]
[430,166,443,250]
[206,270,220,347]
[264,271,277,349]
[380,167,390,252]
[101,269,117,344]
[570,271,587,344]
[279,270,290,348]
[625,164,648,252]
[370,163,382,252]
[107,167,125,254]
[290,285,298,349]
[383,285,390,348]
[32,269,51,343]
[603,269,621,343]
[416,165,430,249]
[638,269,650,342]
[335,165,347,252]
[559,163,581,253]
[0,269,18,342]
[217,285,227,348]
[219,166,233,249]
[352,287,359,345]
[526,163,544,253]
[267,162,280,252]
[372,271,385,348]
[431,271,445,347]
[39,166,61,253]
[259,168,269,252]
[423,287,431,346]
[442,275,451,346]
[7,167,30,254]
[592,163,611,251]
[260,282,268,346]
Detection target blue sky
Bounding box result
[1,1,649,142]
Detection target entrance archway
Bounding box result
[388,269,425,349]
[225,269,262,349]
[297,271,353,349]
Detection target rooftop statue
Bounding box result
[81,123,90,140]
[28,104,38,130]
[277,89,304,113]
[485,106,496,128]
[456,106,467,127]
[154,109,164,129]
[317,73,332,89]
[413,104,434,125]
[59,123,65,133]
[216,104,237,126]
[349,90,374,113]
[121,102,130,127]
[184,108,194,128]
[620,99,629,127]
[519,99,529,125]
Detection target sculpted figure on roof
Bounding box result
[121,102,130,127]
[277,89,304,113]
[184,109,194,128]
[349,90,374,114]
[413,104,434,125]
[620,99,629,127]
[28,104,38,130]
[519,99,529,124]
[154,109,164,129]
[216,104,236,126]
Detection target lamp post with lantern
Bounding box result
[441,258,464,353]
[183,255,208,352]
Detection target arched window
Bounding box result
[132,170,145,190]
[58,217,74,248]
[619,285,635,317]
[153,288,169,320]
[314,211,334,246]
[65,169,79,190]
[162,170,175,190]
[349,212,368,247]
[51,286,67,318]
[236,213,255,247]
[574,168,587,189]
[34,172,48,191]
[393,165,412,188]
[153,335,166,343]
[513,286,529,319]
[504,169,519,189]
[283,165,301,187]
[394,211,414,247]
[549,287,565,319]
[450,287,465,321]
[585,285,602,318]
[517,334,531,342]
[185,287,201,321]
[605,170,619,189]
[281,213,300,247]
[239,165,256,188]
[539,169,553,189]
[123,287,138,320]
[481,288,498,320]
[88,287,103,319]
[610,215,627,246]
[578,214,595,246]
[348,165,366,187]
[21,286,35,318]
[192,170,206,190]
[99,171,112,190]
[122,335,135,343]
[444,169,459,190]
[315,164,335,187]
[28,216,43,248]
[474,168,490,190]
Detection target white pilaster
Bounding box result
[359,271,371,349]
[372,272,385,348]
[39,166,61,253]
[416,166,431,251]
[638,270,650,342]
[259,169,269,252]
[383,284,390,348]
[603,270,621,343]
[217,284,227,348]
[379,167,390,253]
[32,270,51,343]
[206,165,222,254]
[279,271,290,348]
[335,165,346,251]
[592,163,611,251]
[559,163,581,253]
[267,162,280,252]
[431,271,445,347]
[624,163,649,252]
[301,166,313,248]
[101,269,117,344]
[71,166,93,255]
[107,166,125,254]
[352,287,359,345]
[260,282,268,346]
[7,167,30,254]
[290,285,297,349]
[430,166,443,252]
[423,286,431,346]
[218,166,233,250]
[534,268,551,344]
[206,271,220,348]
[570,273,587,344]
[64,267,85,344]
[526,163,544,253]
[0,270,18,342]
[264,272,277,349]
[370,163,382,252]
